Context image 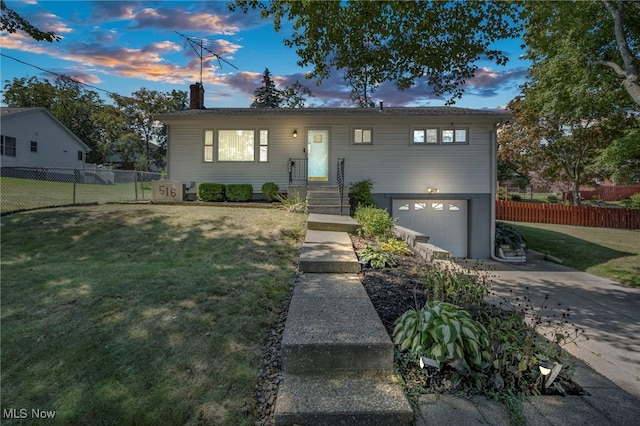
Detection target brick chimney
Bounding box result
[189,83,205,109]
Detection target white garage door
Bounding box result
[393,199,468,258]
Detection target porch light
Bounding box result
[292,130,298,138]
[426,187,439,194]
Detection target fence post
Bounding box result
[134,171,138,200]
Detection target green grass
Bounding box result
[1,204,306,425]
[505,221,640,288]
[0,177,151,213]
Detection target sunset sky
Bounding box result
[1,1,529,109]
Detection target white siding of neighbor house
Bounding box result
[1,109,88,169]
[163,112,498,195]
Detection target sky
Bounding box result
[1,0,530,110]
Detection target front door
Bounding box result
[307,129,329,182]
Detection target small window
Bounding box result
[31,141,38,152]
[412,128,438,144]
[354,128,372,144]
[204,130,214,162]
[218,130,254,162]
[1,135,17,157]
[412,130,425,144]
[259,130,268,162]
[442,128,468,144]
[77,151,84,161]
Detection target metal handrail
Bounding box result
[288,158,308,185]
[337,157,345,215]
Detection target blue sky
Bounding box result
[1,1,529,109]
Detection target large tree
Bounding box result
[111,88,188,170]
[522,0,640,109]
[251,68,282,108]
[231,1,522,104]
[1,0,60,42]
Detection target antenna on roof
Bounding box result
[175,31,238,84]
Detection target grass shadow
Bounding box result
[510,223,639,287]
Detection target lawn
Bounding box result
[1,204,306,425]
[0,177,151,214]
[505,221,640,288]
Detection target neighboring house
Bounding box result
[0,107,90,170]
[158,100,509,258]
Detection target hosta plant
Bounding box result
[358,246,396,269]
[393,301,489,369]
[380,238,413,256]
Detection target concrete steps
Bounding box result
[274,219,413,425]
[298,230,361,273]
[306,186,347,216]
[307,213,359,233]
[281,274,393,373]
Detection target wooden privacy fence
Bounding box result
[563,184,640,202]
[496,201,640,229]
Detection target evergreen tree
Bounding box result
[251,68,282,108]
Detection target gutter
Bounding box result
[490,120,525,264]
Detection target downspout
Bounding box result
[490,121,524,264]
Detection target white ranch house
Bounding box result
[158,102,509,258]
[0,107,90,169]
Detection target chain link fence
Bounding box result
[1,165,161,214]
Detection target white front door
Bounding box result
[307,129,329,182]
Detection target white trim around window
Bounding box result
[203,129,269,163]
[411,127,469,145]
[353,127,373,144]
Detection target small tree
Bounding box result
[251,68,282,108]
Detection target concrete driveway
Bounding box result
[469,256,640,400]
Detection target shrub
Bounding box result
[349,178,375,212]
[380,238,413,256]
[393,301,489,369]
[197,183,225,202]
[274,193,307,213]
[621,193,640,209]
[226,184,253,201]
[495,221,526,250]
[422,263,492,309]
[497,188,508,201]
[358,246,397,269]
[353,206,395,239]
[261,182,280,202]
[510,193,522,202]
[546,194,560,203]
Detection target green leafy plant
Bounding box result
[621,193,640,209]
[546,194,560,203]
[349,178,375,212]
[393,301,489,369]
[261,182,280,202]
[380,238,413,256]
[225,184,253,201]
[353,206,395,239]
[495,221,527,250]
[358,246,397,269]
[197,183,225,202]
[274,192,307,213]
[422,263,492,309]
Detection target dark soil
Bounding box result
[253,234,583,425]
